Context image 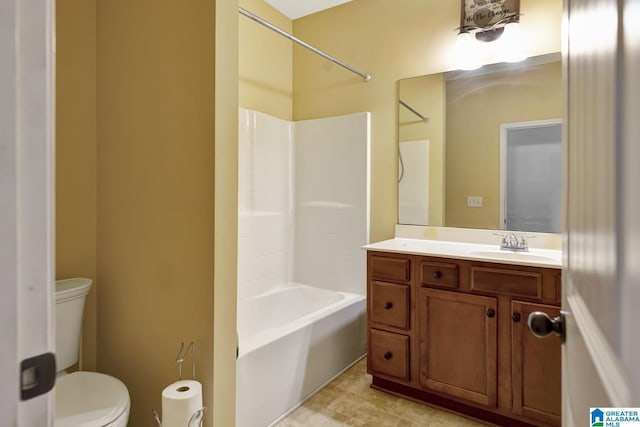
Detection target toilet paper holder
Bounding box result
[152,341,204,427]
[152,407,205,427]
[176,341,196,380]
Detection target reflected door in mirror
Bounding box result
[502,121,562,233]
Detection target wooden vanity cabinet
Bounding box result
[366,251,562,427]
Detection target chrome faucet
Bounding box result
[495,232,529,252]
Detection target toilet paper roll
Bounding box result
[162,380,203,427]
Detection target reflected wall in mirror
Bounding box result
[398,53,562,232]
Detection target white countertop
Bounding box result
[363,238,562,269]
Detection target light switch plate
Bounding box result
[467,196,483,207]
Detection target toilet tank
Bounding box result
[55,278,92,372]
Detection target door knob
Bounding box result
[527,311,565,342]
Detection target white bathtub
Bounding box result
[236,284,366,427]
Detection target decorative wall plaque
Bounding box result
[460,0,520,35]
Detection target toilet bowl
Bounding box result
[54,278,130,427]
[55,372,129,427]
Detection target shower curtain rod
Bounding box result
[399,100,430,124]
[239,7,372,82]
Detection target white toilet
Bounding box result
[54,278,130,427]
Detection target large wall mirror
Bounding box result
[398,52,562,233]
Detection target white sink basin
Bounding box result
[468,250,559,264]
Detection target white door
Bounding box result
[559,0,639,425]
[0,0,56,425]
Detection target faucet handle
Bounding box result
[521,234,536,243]
[520,234,538,248]
[493,232,508,246]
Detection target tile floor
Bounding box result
[276,357,489,427]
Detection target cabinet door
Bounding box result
[418,288,497,407]
[512,301,561,426]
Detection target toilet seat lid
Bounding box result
[55,371,129,427]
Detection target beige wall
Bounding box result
[55,0,98,372]
[445,61,562,229]
[239,0,293,120]
[293,0,562,242]
[398,74,446,226]
[96,1,216,425]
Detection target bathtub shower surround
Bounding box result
[237,109,370,427]
[238,110,293,301]
[294,114,370,295]
[398,140,430,225]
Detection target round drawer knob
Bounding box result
[486,309,496,318]
[384,302,393,310]
[433,271,443,279]
[384,352,393,361]
[512,313,521,322]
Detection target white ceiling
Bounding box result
[263,0,352,20]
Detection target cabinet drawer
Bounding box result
[370,255,411,282]
[370,329,409,381]
[420,261,459,289]
[370,281,410,330]
[470,266,542,299]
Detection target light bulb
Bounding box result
[502,22,527,63]
[456,32,482,71]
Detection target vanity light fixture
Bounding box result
[458,0,521,42]
[458,14,522,43]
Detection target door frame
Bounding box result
[0,0,56,424]
[499,118,562,230]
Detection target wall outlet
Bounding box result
[467,196,483,208]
